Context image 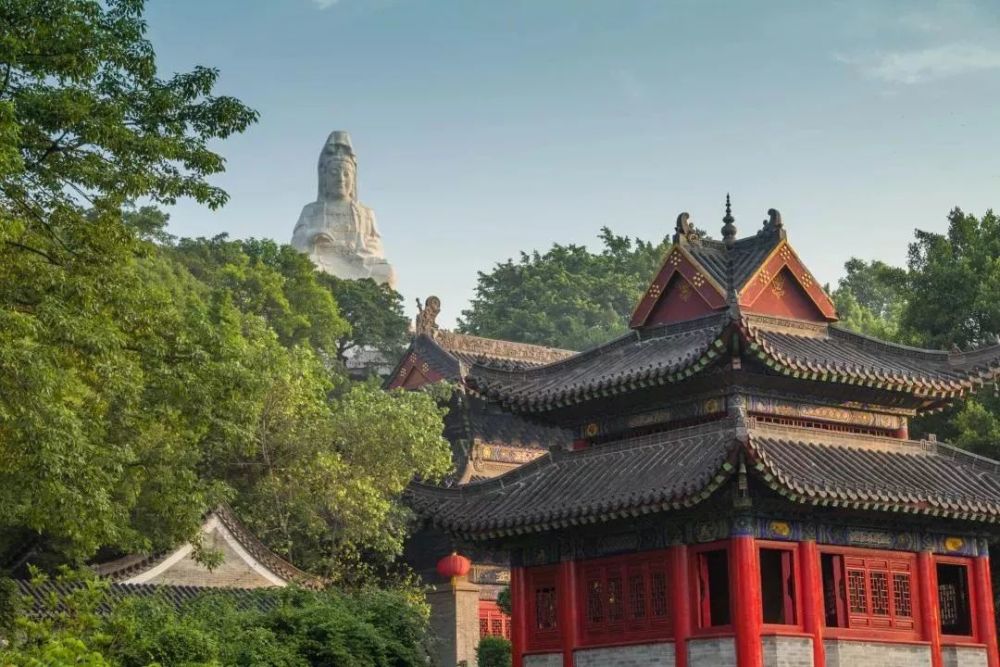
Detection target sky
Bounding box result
[146,0,1000,328]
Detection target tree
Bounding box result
[0,0,256,567]
[830,259,908,341]
[319,275,410,366]
[0,569,435,666]
[458,228,669,349]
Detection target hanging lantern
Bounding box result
[436,552,471,585]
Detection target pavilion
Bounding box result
[409,201,1000,667]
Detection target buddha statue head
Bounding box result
[318,131,357,202]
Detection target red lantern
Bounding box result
[437,552,471,584]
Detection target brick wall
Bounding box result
[942,645,988,667]
[574,641,676,666]
[762,635,813,667]
[688,636,737,667]
[524,653,562,667]
[824,639,932,667]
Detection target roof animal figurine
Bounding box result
[415,295,441,337]
[672,212,701,245]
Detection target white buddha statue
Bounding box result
[291,131,397,287]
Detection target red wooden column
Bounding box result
[511,566,527,667]
[917,552,943,667]
[671,545,691,667]
[731,536,764,667]
[973,555,1000,667]
[799,540,826,667]
[558,560,579,667]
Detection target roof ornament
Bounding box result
[721,194,737,248]
[415,295,441,337]
[760,208,786,239]
[673,212,700,245]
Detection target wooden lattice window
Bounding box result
[525,565,560,651]
[578,550,672,646]
[478,600,511,640]
[821,551,917,636]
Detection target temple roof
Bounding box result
[407,417,1000,539]
[467,312,1000,413]
[92,505,324,590]
[388,330,574,389]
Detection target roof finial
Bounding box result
[721,193,737,248]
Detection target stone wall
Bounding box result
[427,580,481,667]
[824,639,932,667]
[524,653,562,667]
[574,641,675,666]
[688,636,737,667]
[762,635,813,667]
[942,645,988,667]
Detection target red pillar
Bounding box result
[511,566,527,667]
[917,552,943,667]
[799,541,826,667]
[559,560,578,667]
[671,545,691,667]
[973,556,1000,667]
[731,536,763,667]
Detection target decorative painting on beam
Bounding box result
[746,395,905,431]
[511,516,988,568]
[738,240,838,321]
[629,245,727,328]
[578,396,728,439]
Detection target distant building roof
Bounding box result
[91,505,324,590]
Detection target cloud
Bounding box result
[839,44,1000,84]
[312,0,339,8]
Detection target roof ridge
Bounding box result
[827,324,951,359]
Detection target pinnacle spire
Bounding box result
[721,193,737,248]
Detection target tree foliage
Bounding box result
[0,0,450,583]
[458,228,669,349]
[0,570,433,666]
[1,0,256,568]
[476,636,512,667]
[318,275,410,365]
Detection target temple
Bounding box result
[388,315,574,665]
[408,201,1000,667]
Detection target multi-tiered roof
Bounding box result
[409,201,1000,540]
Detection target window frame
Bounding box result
[577,548,673,648]
[525,564,561,652]
[758,540,802,629]
[690,540,734,633]
[818,546,921,641]
[478,600,511,640]
[936,556,979,645]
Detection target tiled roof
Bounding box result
[469,314,730,411]
[465,312,1000,412]
[748,423,1000,518]
[14,580,280,619]
[741,315,1000,396]
[407,418,1000,538]
[464,404,573,450]
[408,419,741,538]
[92,505,324,590]
[686,231,782,292]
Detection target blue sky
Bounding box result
[147,0,1000,328]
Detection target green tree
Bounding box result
[458,228,669,349]
[1,570,434,666]
[476,636,512,667]
[830,259,908,341]
[319,275,410,366]
[0,0,256,567]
